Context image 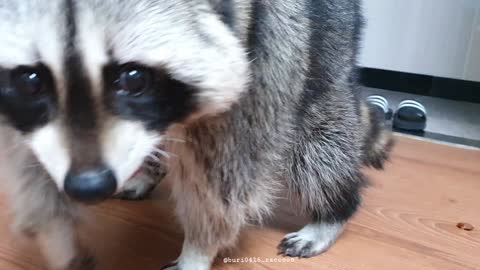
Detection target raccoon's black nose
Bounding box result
[64,166,117,203]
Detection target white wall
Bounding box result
[359,0,480,82]
[465,5,480,81]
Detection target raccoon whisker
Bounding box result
[146,161,165,169]
[25,164,42,168]
[152,148,176,159]
[23,163,43,170]
[162,137,186,143]
[147,153,162,162]
[145,154,168,168]
[151,149,168,157]
[248,56,258,64]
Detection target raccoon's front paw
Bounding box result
[116,172,161,200]
[277,223,343,258]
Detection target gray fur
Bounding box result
[0,126,84,270]
[0,0,392,269]
[164,0,393,267]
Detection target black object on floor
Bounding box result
[393,100,427,131]
[366,95,392,121]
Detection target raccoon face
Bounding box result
[0,0,250,202]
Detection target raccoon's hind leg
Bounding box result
[279,100,366,258]
[116,159,167,200]
[279,137,365,257]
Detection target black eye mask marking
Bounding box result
[103,63,197,131]
[0,64,58,133]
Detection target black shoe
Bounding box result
[393,100,427,131]
[366,95,392,121]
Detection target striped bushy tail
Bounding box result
[359,102,395,169]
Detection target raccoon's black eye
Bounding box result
[116,65,152,96]
[11,68,46,96]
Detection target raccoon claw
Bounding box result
[116,173,160,201]
[277,233,316,258]
[116,182,156,200]
[278,223,342,258]
[160,260,179,270]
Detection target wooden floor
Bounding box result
[0,136,479,270]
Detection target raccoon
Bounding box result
[0,0,393,269]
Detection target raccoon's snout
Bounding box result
[64,166,117,203]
